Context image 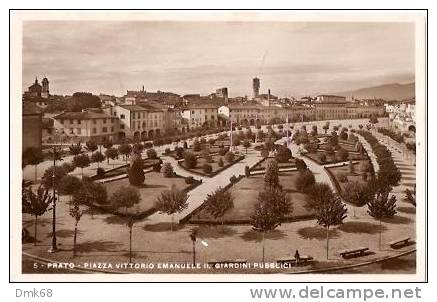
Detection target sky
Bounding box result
[22,21,415,98]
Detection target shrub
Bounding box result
[164,148,171,154]
[224,151,235,163]
[96,167,105,176]
[229,175,238,184]
[338,173,348,183]
[264,159,280,189]
[275,145,292,163]
[193,140,201,152]
[184,152,197,169]
[319,153,327,163]
[336,148,349,161]
[218,146,228,156]
[185,176,195,184]
[61,162,76,173]
[295,158,307,171]
[183,141,188,149]
[296,170,316,193]
[175,146,184,159]
[203,163,213,174]
[218,157,224,167]
[261,148,269,158]
[339,131,348,141]
[128,159,145,186]
[161,162,174,178]
[146,148,158,159]
[143,142,153,149]
[153,162,162,172]
[205,154,213,163]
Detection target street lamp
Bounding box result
[48,146,63,253]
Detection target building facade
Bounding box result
[53,111,119,143]
[181,103,219,129]
[22,102,42,151]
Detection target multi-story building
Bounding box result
[24,77,49,99]
[110,104,165,141]
[22,102,42,151]
[52,111,119,143]
[315,94,346,103]
[181,103,219,129]
[216,87,229,104]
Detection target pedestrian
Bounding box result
[294,250,300,265]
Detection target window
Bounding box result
[120,124,125,130]
[77,128,81,134]
[69,119,74,124]
[120,114,125,119]
[211,115,215,119]
[111,126,114,132]
[59,119,64,124]
[93,128,97,134]
[103,119,107,124]
[102,127,107,133]
[69,128,74,134]
[93,119,97,124]
[78,120,81,125]
[191,110,195,114]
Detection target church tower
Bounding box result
[41,77,49,98]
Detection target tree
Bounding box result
[296,170,316,193]
[154,185,188,231]
[329,132,339,146]
[184,151,197,169]
[204,187,234,225]
[69,143,83,156]
[91,151,105,169]
[306,183,335,211]
[69,204,83,256]
[104,147,118,167]
[315,194,347,259]
[358,124,364,130]
[85,141,98,154]
[311,125,318,136]
[218,157,224,167]
[367,190,397,250]
[343,181,372,217]
[193,139,201,152]
[73,180,108,218]
[203,163,212,174]
[109,186,141,214]
[264,159,279,189]
[322,124,329,134]
[73,154,91,177]
[118,143,132,164]
[22,185,54,245]
[67,92,101,112]
[128,159,145,186]
[58,175,81,202]
[103,141,113,149]
[243,139,251,154]
[251,187,292,265]
[22,147,44,182]
[41,166,67,190]
[126,216,135,263]
[132,143,144,155]
[161,162,174,178]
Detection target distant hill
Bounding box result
[333,82,415,101]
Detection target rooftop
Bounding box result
[53,111,115,120]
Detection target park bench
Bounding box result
[339,247,369,259]
[276,255,314,266]
[389,237,412,249]
[208,259,247,268]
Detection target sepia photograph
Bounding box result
[10,10,427,282]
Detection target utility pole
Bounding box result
[48,146,60,253]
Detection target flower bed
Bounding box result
[178,154,245,177]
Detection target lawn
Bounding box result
[102,171,191,216]
[305,150,365,165]
[179,153,244,177]
[190,171,314,224]
[251,157,296,171]
[325,159,372,198]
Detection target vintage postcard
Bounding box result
[10,10,427,282]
